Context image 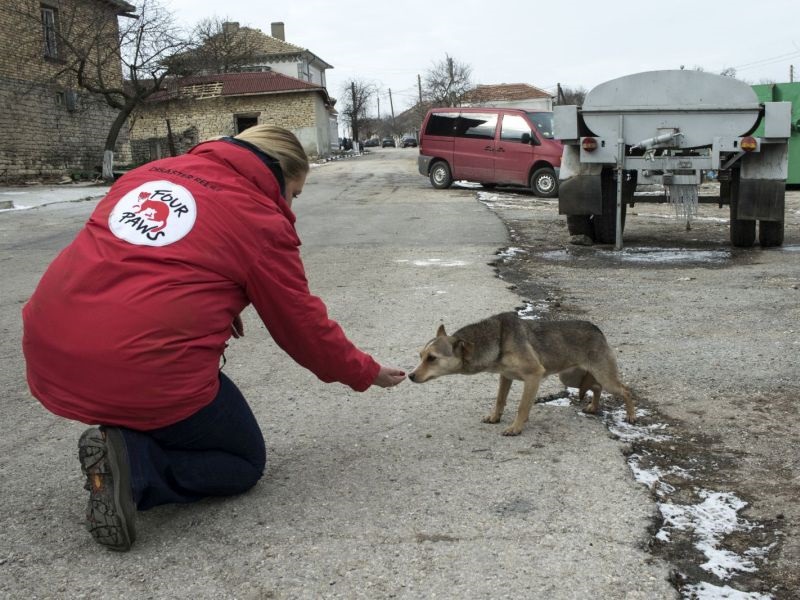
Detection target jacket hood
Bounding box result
[188,138,296,225]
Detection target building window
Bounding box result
[235,114,259,134]
[41,5,58,59]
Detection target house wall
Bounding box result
[260,58,325,87]
[130,91,330,164]
[268,61,301,81]
[0,0,130,181]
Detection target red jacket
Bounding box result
[22,139,380,430]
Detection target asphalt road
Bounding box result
[0,148,675,599]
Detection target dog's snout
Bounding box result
[408,372,416,382]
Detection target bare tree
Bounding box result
[556,84,587,106]
[423,54,472,106]
[167,18,264,75]
[10,0,189,180]
[339,79,376,143]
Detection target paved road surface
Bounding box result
[0,149,675,599]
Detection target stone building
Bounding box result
[129,71,335,162]
[131,21,338,161]
[0,0,134,181]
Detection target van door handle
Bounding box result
[484,145,494,152]
[496,147,505,153]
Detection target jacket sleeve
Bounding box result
[244,222,380,392]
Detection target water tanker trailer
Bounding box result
[554,70,791,248]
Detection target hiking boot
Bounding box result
[78,427,137,551]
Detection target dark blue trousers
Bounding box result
[119,373,266,510]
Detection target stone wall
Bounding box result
[130,92,328,164]
[0,1,130,181]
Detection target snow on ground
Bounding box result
[542,390,776,599]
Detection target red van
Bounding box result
[417,107,562,197]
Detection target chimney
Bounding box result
[222,22,239,35]
[270,22,285,41]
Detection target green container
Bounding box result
[752,82,800,185]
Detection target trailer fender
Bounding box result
[736,144,788,221]
[558,145,603,215]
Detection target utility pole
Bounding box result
[388,88,396,132]
[447,55,454,105]
[418,74,423,104]
[791,65,795,83]
[350,82,359,142]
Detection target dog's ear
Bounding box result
[454,338,473,360]
[436,324,447,337]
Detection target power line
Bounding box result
[732,49,800,71]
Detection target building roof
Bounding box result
[171,22,333,72]
[148,71,330,103]
[461,83,553,103]
[103,0,136,15]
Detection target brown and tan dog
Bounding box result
[409,312,634,436]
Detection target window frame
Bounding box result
[41,4,59,60]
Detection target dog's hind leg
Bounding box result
[503,374,542,436]
[483,375,512,424]
[594,371,635,424]
[579,372,603,416]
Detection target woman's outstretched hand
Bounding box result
[372,365,406,388]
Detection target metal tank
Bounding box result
[554,70,791,248]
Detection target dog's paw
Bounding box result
[501,427,522,436]
[582,405,599,415]
[482,414,501,424]
[625,414,637,425]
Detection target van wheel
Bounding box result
[429,161,453,189]
[530,168,558,198]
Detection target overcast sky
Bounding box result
[164,0,800,114]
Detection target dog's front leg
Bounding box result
[483,375,512,424]
[503,375,541,436]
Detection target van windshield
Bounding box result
[526,112,554,139]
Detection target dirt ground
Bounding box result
[476,184,800,599]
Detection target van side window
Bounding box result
[455,113,497,139]
[500,114,533,143]
[425,112,459,136]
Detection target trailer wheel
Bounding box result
[593,170,627,244]
[530,168,558,198]
[728,170,755,247]
[429,161,453,189]
[729,195,755,247]
[759,220,784,247]
[566,215,594,238]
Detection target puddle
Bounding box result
[539,247,731,265]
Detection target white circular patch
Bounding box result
[108,180,197,246]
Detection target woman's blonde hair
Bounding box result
[234,125,309,181]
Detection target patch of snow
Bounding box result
[496,246,527,260]
[657,490,764,579]
[628,453,676,497]
[603,407,671,442]
[541,397,571,407]
[395,258,468,267]
[681,581,773,600]
[516,301,546,320]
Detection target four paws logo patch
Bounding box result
[108,181,197,246]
